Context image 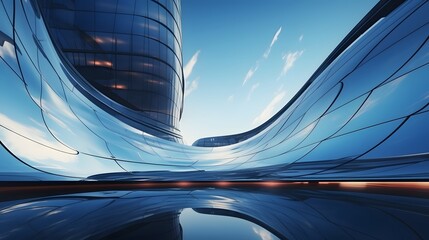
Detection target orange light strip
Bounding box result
[88,60,113,68]
[1,181,428,194]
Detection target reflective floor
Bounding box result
[1,182,428,240]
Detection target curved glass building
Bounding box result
[38,0,184,141]
[0,0,428,181]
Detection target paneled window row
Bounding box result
[67,55,180,97]
[108,92,177,126]
[47,7,182,52]
[139,0,182,40]
[58,31,183,84]
[132,16,182,58]
[131,37,183,81]
[66,51,177,80]
[110,89,173,112]
[64,52,182,93]
[155,0,181,20]
[42,6,183,62]
[74,27,182,72]
[52,0,183,45]
[113,73,175,97]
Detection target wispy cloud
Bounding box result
[185,77,199,97]
[278,50,304,79]
[247,82,260,101]
[243,63,259,86]
[253,90,286,125]
[299,34,304,42]
[263,27,282,59]
[184,50,201,97]
[184,50,200,80]
[227,95,235,102]
[243,27,282,86]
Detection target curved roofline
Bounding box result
[193,0,405,147]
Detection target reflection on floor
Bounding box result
[0,182,428,240]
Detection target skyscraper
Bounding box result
[38,0,184,141]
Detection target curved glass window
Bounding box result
[39,0,184,136]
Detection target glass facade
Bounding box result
[38,0,184,139]
[0,0,428,181]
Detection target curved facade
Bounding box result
[0,0,429,181]
[192,0,406,148]
[38,0,184,140]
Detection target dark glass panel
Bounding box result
[116,0,135,14]
[148,0,159,21]
[95,0,117,12]
[114,14,133,34]
[135,0,148,16]
[361,111,429,159]
[75,0,95,11]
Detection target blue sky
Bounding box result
[180,0,377,145]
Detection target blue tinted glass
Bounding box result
[14,39,42,102]
[291,83,341,135]
[95,12,114,32]
[0,4,12,36]
[319,18,392,95]
[116,160,189,172]
[298,119,402,163]
[115,34,131,52]
[0,37,20,82]
[331,24,429,111]
[337,64,429,135]
[360,2,429,66]
[75,11,95,31]
[391,39,429,79]
[133,16,147,35]
[95,0,117,12]
[361,111,429,159]
[265,120,318,156]
[135,0,148,16]
[299,93,368,148]
[116,0,135,14]
[40,81,113,158]
[250,144,318,167]
[1,0,13,23]
[264,117,302,149]
[115,14,133,34]
[75,0,95,11]
[148,0,159,21]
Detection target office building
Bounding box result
[38,0,184,141]
[0,0,428,180]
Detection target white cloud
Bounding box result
[253,91,286,125]
[184,50,200,80]
[183,50,201,97]
[242,63,259,86]
[278,50,304,79]
[227,95,235,102]
[247,82,260,101]
[253,226,273,240]
[299,34,304,42]
[185,77,199,97]
[263,27,282,59]
[243,27,282,86]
